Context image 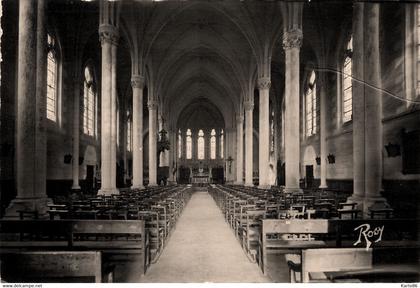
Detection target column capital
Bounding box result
[147,100,158,110]
[131,75,145,89]
[257,77,271,90]
[244,101,254,111]
[282,28,303,50]
[99,24,119,46]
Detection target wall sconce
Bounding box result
[64,154,72,164]
[327,154,335,164]
[385,142,401,157]
[315,156,321,165]
[227,156,234,173]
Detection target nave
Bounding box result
[141,189,270,283]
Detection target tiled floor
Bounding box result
[140,190,271,283]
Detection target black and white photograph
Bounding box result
[0,0,419,285]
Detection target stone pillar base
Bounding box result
[98,188,119,196]
[3,197,52,219]
[362,196,390,217]
[244,183,254,187]
[71,186,81,191]
[148,183,158,187]
[346,195,365,211]
[284,187,302,194]
[234,181,244,186]
[258,185,271,190]
[131,185,145,190]
[319,184,328,189]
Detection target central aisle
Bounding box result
[140,190,271,283]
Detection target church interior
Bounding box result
[0,0,419,283]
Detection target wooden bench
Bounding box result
[325,264,419,283]
[259,219,330,275]
[1,251,104,283]
[287,248,372,283]
[0,219,148,281]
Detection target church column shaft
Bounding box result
[72,78,81,190]
[16,0,47,199]
[258,78,271,188]
[244,102,253,186]
[99,25,118,195]
[148,101,158,186]
[319,75,328,188]
[352,3,366,200]
[110,43,117,189]
[236,116,244,184]
[363,4,383,203]
[34,0,47,197]
[5,0,52,217]
[132,76,144,189]
[283,29,302,191]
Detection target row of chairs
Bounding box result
[47,185,192,267]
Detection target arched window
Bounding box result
[210,129,216,159]
[220,129,224,159]
[306,70,317,136]
[197,129,205,160]
[47,34,58,122]
[186,129,192,159]
[127,113,132,152]
[83,65,96,136]
[178,130,182,159]
[343,36,353,123]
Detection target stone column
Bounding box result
[168,129,176,182]
[98,24,118,195]
[235,114,244,185]
[349,3,366,205]
[349,3,389,214]
[216,130,220,159]
[283,28,303,193]
[225,128,236,183]
[121,101,127,184]
[319,74,328,188]
[5,0,51,217]
[111,38,118,190]
[362,4,387,212]
[131,75,144,189]
[183,130,187,159]
[244,101,254,186]
[72,76,81,191]
[258,77,271,188]
[148,100,158,186]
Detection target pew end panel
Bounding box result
[0,251,104,283]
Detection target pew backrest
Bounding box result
[1,251,102,283]
[301,248,372,282]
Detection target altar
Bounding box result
[191,166,210,184]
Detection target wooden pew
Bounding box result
[0,219,147,281]
[259,219,330,275]
[1,251,103,283]
[288,248,372,283]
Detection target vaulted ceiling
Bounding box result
[47,0,354,130]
